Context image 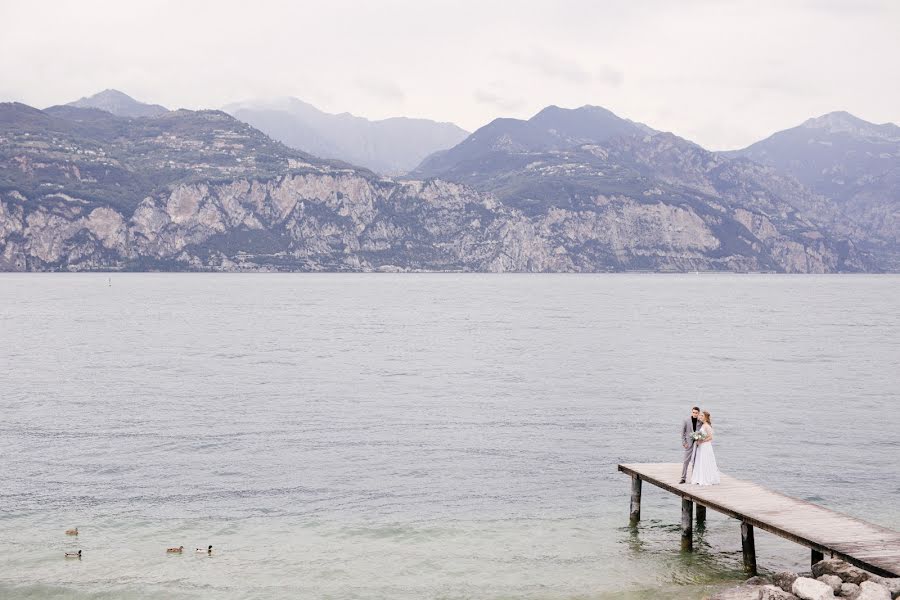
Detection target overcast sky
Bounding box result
[2,0,897,149]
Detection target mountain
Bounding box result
[0,102,873,273]
[66,89,169,118]
[413,105,650,181]
[728,111,900,268]
[409,105,868,273]
[223,97,468,176]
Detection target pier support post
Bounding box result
[629,475,642,525]
[811,549,824,567]
[681,498,693,551]
[696,504,706,527]
[741,522,757,575]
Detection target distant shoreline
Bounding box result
[1,270,894,275]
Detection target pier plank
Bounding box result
[618,463,900,578]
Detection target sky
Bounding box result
[1,0,898,150]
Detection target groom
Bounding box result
[680,406,701,483]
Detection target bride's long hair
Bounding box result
[703,411,712,426]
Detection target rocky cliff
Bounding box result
[0,171,866,273]
[1,175,543,271]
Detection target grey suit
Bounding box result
[680,416,701,481]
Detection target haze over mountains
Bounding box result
[224,97,469,175]
[0,89,897,272]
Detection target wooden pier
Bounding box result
[618,463,900,578]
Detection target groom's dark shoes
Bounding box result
[679,478,686,484]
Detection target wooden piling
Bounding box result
[812,549,824,568]
[681,498,693,551]
[629,475,642,525]
[741,522,757,575]
[696,503,706,526]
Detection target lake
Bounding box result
[1,274,897,599]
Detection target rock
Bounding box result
[813,560,870,585]
[817,575,843,593]
[760,584,800,599]
[841,583,861,599]
[793,576,836,600]
[866,576,900,599]
[856,581,891,600]
[774,573,801,593]
[747,576,773,586]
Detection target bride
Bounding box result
[690,410,720,486]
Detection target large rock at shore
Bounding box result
[775,573,801,593]
[760,584,799,599]
[867,576,900,599]
[793,577,836,600]
[857,581,892,600]
[841,583,861,599]
[817,575,842,594]
[813,560,869,585]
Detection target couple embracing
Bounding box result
[680,406,720,486]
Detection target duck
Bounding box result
[65,528,78,536]
[166,546,184,553]
[196,545,212,554]
[65,550,82,559]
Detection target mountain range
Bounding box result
[0,90,896,272]
[0,101,518,272]
[411,105,877,272]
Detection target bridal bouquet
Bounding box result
[691,431,707,442]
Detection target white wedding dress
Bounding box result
[690,425,721,486]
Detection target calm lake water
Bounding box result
[1,274,898,600]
